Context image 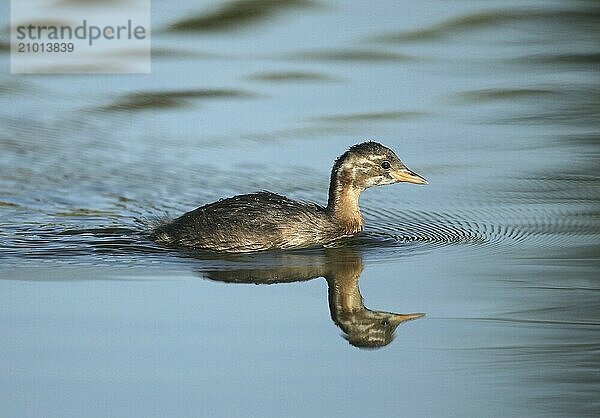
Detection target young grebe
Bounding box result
[152,141,427,252]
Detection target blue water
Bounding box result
[1,1,598,417]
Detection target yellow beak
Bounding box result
[392,168,428,185]
[390,312,426,325]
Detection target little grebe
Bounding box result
[152,141,427,252]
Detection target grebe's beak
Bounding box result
[389,312,426,325]
[392,167,428,185]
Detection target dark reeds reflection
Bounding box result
[195,248,424,349]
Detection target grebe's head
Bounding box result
[332,141,428,191]
[337,309,425,349]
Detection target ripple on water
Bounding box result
[364,207,486,249]
[362,195,600,256]
[0,222,174,265]
[96,88,257,112]
[3,197,595,265]
[285,49,414,62]
[246,70,339,83]
[1,165,598,265]
[164,0,319,33]
[369,8,600,44]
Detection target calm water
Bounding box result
[1,0,599,417]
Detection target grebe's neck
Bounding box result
[327,260,364,316]
[326,163,364,234]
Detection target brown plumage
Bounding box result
[152,141,427,252]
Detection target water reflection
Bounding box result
[286,49,412,62]
[98,88,257,112]
[370,8,600,43]
[165,0,319,33]
[246,70,338,83]
[197,248,424,349]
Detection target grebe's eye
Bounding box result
[381,161,391,170]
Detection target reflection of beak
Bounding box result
[392,168,428,185]
[390,312,425,325]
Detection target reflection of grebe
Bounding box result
[325,253,423,348]
[153,142,427,252]
[200,249,424,349]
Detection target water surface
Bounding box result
[1,1,598,417]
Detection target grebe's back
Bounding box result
[153,191,340,252]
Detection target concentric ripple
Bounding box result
[361,199,600,256]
